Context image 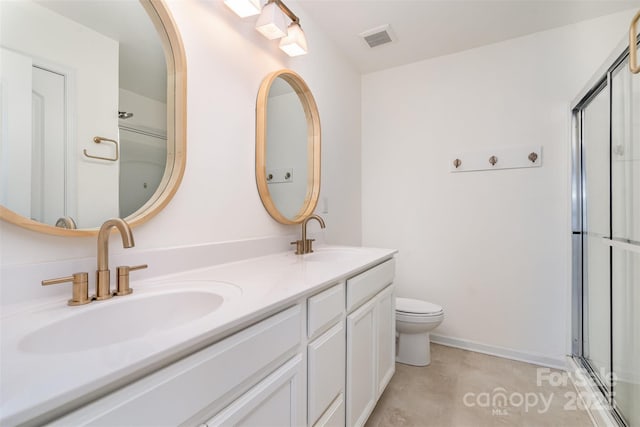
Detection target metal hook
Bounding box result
[489,155,498,166]
[453,158,462,168]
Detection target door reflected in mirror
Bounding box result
[0,0,184,233]
[256,70,321,224]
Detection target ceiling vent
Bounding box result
[360,24,394,48]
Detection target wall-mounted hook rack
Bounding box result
[266,168,294,184]
[450,145,542,173]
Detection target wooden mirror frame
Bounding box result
[256,69,321,225]
[0,0,187,236]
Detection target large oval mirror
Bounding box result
[256,70,320,224]
[0,0,186,236]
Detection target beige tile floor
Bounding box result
[366,344,594,427]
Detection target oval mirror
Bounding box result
[256,70,320,224]
[0,0,186,236]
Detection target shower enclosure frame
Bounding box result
[571,33,639,427]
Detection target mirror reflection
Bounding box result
[266,77,309,219]
[0,0,168,229]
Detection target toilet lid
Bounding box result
[396,297,443,315]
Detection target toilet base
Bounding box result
[396,332,431,366]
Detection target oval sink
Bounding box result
[19,288,229,354]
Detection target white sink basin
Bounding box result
[302,247,362,263]
[18,283,238,354]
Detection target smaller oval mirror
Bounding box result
[256,70,320,224]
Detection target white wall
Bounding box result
[361,10,637,366]
[0,0,362,268]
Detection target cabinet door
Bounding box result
[308,322,345,426]
[375,285,395,398]
[313,394,345,427]
[206,354,305,427]
[346,297,377,427]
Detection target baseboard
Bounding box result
[430,334,568,370]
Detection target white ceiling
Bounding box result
[296,0,640,73]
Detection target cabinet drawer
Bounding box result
[307,282,345,339]
[346,259,395,312]
[50,306,302,426]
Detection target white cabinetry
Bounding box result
[346,296,377,427]
[308,323,346,427]
[47,257,396,427]
[375,285,395,398]
[307,282,346,427]
[205,354,305,426]
[345,260,395,427]
[50,306,303,426]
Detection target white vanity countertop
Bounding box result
[0,245,396,426]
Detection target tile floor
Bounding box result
[366,344,594,427]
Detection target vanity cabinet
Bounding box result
[345,260,395,427]
[43,256,396,427]
[49,306,304,426]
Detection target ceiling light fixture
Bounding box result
[224,0,262,18]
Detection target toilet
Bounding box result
[395,297,444,366]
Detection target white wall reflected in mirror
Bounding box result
[0,0,167,229]
[266,77,308,219]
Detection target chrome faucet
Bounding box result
[95,218,134,300]
[291,214,326,255]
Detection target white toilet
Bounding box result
[395,297,444,366]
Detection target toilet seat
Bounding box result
[396,311,443,323]
[396,297,443,316]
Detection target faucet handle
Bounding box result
[115,264,148,296]
[290,240,305,255]
[42,272,91,306]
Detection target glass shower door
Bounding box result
[573,35,640,426]
[580,86,611,395]
[611,58,640,426]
